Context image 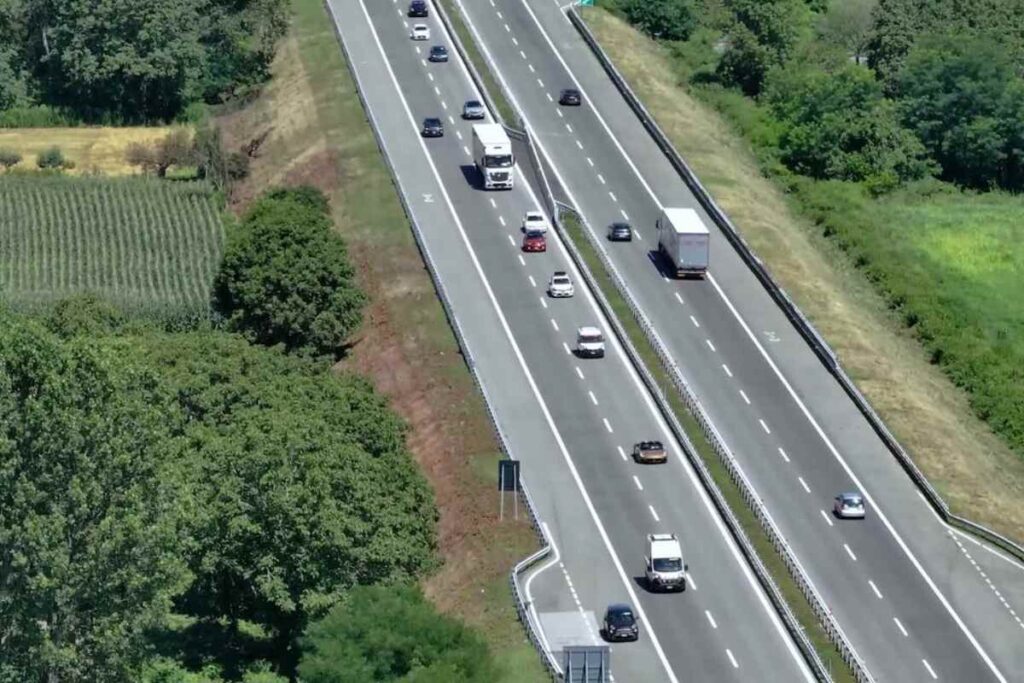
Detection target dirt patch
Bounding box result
[586,10,1024,541]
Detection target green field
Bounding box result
[0,175,223,320]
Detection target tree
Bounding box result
[716,24,775,95]
[766,63,932,184]
[620,0,697,42]
[110,331,437,672]
[298,584,497,683]
[213,187,367,357]
[897,34,1023,189]
[816,0,876,64]
[0,315,189,682]
[726,0,809,62]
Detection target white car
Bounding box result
[522,210,549,234]
[833,492,866,519]
[547,271,574,298]
[410,24,430,40]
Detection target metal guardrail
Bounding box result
[325,3,560,679]
[564,8,1024,565]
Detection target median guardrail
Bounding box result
[327,3,560,679]
[565,7,1024,566]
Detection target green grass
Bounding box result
[0,175,222,321]
[562,213,856,683]
[437,0,517,125]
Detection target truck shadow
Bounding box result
[647,249,674,279]
[459,164,482,190]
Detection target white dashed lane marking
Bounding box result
[894,617,909,637]
[550,318,559,331]
[617,445,627,461]
[675,292,684,305]
[778,447,790,463]
[722,364,732,377]
[798,477,810,493]
[648,505,660,522]
[706,339,716,352]
[705,610,717,629]
[844,544,857,561]
[922,659,938,680]
[739,389,751,405]
[588,391,598,406]
[869,580,884,600]
[603,418,613,433]
[726,649,739,669]
[948,529,1024,628]
[633,475,643,491]
[575,366,584,379]
[758,419,771,434]
[689,315,700,328]
[821,510,834,527]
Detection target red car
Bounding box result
[522,229,547,253]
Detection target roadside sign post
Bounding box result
[498,459,521,521]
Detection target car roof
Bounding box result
[578,326,601,336]
[606,603,633,613]
[611,222,631,229]
[465,99,482,106]
[432,44,446,50]
[414,23,428,28]
[525,210,544,218]
[639,440,663,448]
[839,492,863,501]
[562,88,579,94]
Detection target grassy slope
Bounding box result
[582,9,1024,542]
[216,1,545,680]
[0,127,173,174]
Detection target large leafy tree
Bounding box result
[897,34,1024,189]
[213,187,366,358]
[766,63,932,184]
[718,0,810,94]
[111,331,437,671]
[0,315,189,682]
[298,584,497,683]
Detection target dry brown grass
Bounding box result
[0,126,175,175]
[217,1,545,678]
[586,9,1024,542]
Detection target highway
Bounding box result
[326,0,818,680]
[448,0,1024,680]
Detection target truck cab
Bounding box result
[471,123,515,190]
[645,533,687,592]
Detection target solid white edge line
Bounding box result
[442,2,812,679]
[347,2,681,678]
[705,275,1007,682]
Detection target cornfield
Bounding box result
[0,175,224,322]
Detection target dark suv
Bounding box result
[602,604,639,642]
[421,117,444,137]
[408,0,428,17]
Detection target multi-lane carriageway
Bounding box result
[327,0,817,680]
[450,0,1024,680]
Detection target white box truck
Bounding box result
[471,123,514,190]
[656,208,709,278]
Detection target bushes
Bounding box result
[35,145,73,170]
[620,0,697,41]
[298,584,496,683]
[0,147,20,169]
[213,186,366,357]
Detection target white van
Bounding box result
[645,533,687,592]
[576,326,605,358]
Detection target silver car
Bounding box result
[834,492,866,519]
[462,99,486,120]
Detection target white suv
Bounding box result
[547,271,574,298]
[410,24,430,40]
[522,210,549,234]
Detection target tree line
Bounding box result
[0,0,290,123]
[610,0,1024,192]
[0,187,500,681]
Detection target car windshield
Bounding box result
[642,442,662,451]
[579,333,602,344]
[653,558,682,572]
[553,277,569,285]
[843,497,862,507]
[526,230,544,239]
[608,610,634,627]
[465,100,481,109]
[433,46,445,53]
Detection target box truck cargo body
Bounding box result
[656,208,709,278]
[471,123,515,190]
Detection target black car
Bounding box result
[607,222,632,241]
[559,88,582,106]
[421,117,444,137]
[602,603,639,642]
[428,45,449,63]
[408,0,428,17]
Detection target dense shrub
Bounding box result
[298,584,496,683]
[0,147,20,169]
[620,0,697,41]
[213,186,366,357]
[35,145,65,169]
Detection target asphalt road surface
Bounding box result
[449,0,1024,680]
[327,0,818,680]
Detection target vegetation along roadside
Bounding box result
[587,0,1024,543]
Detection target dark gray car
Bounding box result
[602,603,639,642]
[607,222,632,241]
[421,117,444,137]
[428,45,448,62]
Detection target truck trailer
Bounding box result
[471,123,514,190]
[656,207,709,278]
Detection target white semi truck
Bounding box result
[471,123,514,190]
[656,207,709,278]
